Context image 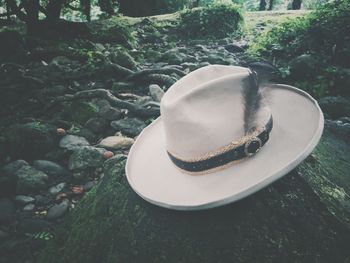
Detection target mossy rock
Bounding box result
[111,49,138,70]
[64,101,99,125]
[5,122,58,161]
[38,130,350,263]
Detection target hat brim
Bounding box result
[125,84,324,210]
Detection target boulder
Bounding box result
[84,117,109,134]
[47,199,69,220]
[38,130,350,263]
[32,160,70,178]
[289,54,319,79]
[149,84,165,102]
[5,122,58,160]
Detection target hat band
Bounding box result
[167,116,273,174]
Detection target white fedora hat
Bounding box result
[125,65,324,210]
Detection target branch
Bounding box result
[54,89,159,117]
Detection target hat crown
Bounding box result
[161,65,271,160]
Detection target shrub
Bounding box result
[249,0,350,97]
[179,3,243,39]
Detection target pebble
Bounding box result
[98,136,134,150]
[149,84,165,102]
[110,118,146,137]
[68,146,107,170]
[14,195,35,205]
[47,199,69,220]
[48,182,66,195]
[23,203,35,211]
[59,135,90,151]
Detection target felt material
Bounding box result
[125,65,324,210]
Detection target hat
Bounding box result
[125,65,324,210]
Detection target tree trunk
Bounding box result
[98,0,115,15]
[45,0,64,22]
[38,129,350,263]
[268,0,274,10]
[23,0,40,35]
[259,0,266,11]
[292,0,302,10]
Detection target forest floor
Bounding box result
[0,9,349,263]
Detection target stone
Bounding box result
[23,203,35,211]
[47,199,69,220]
[59,135,90,151]
[19,218,51,234]
[98,136,134,150]
[1,160,29,177]
[98,106,122,121]
[35,195,53,206]
[14,195,35,205]
[149,84,165,102]
[325,120,350,143]
[48,182,66,195]
[224,43,244,53]
[68,146,107,170]
[318,96,350,119]
[32,160,70,178]
[110,118,146,137]
[135,96,153,106]
[0,176,16,197]
[339,117,350,124]
[0,198,15,224]
[84,117,109,134]
[5,122,58,160]
[15,166,49,195]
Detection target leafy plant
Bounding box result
[179,3,243,39]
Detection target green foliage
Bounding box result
[179,3,243,39]
[249,0,350,97]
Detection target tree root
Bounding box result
[54,89,159,117]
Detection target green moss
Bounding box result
[38,131,350,263]
[179,4,243,39]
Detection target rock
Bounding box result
[2,160,29,177]
[98,136,134,150]
[110,118,146,137]
[15,166,49,195]
[59,135,90,151]
[289,54,319,79]
[37,131,350,263]
[318,96,350,119]
[32,160,70,178]
[48,182,66,196]
[23,203,35,211]
[14,195,35,205]
[5,122,57,160]
[325,120,350,143]
[98,106,122,121]
[51,56,73,66]
[0,198,15,224]
[35,195,53,206]
[149,84,165,102]
[224,43,244,53]
[47,199,69,220]
[68,146,107,170]
[83,181,96,192]
[84,117,109,134]
[19,218,51,234]
[218,38,231,45]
